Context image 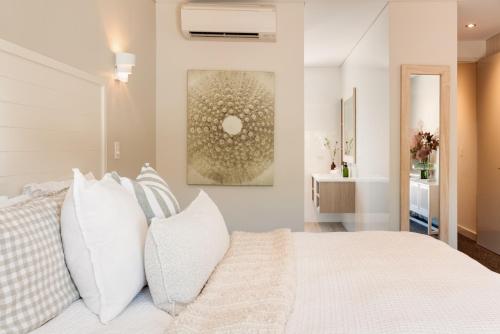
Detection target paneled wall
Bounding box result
[0,0,156,178]
[0,41,105,195]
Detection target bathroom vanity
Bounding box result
[311,174,356,214]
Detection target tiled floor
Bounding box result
[304,222,347,232]
[458,234,500,274]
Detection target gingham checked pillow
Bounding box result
[0,196,78,334]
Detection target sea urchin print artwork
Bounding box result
[187,70,275,186]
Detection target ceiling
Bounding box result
[305,0,500,67]
[458,0,500,41]
[304,0,387,67]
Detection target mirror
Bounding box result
[342,88,356,164]
[401,65,449,242]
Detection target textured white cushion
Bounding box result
[61,169,148,323]
[145,190,230,315]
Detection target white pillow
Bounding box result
[61,169,148,323]
[145,190,230,315]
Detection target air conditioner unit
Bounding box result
[180,3,276,42]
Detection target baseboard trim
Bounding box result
[458,225,477,241]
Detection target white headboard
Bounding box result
[0,39,106,196]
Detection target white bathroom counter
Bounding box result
[312,173,389,183]
[409,177,439,186]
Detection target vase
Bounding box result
[330,161,336,171]
[342,163,349,178]
[420,169,429,180]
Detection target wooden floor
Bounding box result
[458,234,500,274]
[304,222,346,232]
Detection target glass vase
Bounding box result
[420,169,429,180]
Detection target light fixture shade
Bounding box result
[115,71,129,83]
[116,52,136,67]
[115,52,136,83]
[116,65,133,74]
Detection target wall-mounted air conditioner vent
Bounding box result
[180,4,277,42]
[189,31,260,39]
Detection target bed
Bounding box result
[32,231,500,334]
[32,289,171,334]
[3,38,500,334]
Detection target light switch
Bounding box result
[114,141,121,160]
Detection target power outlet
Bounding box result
[114,141,121,160]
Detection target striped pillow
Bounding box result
[111,164,180,224]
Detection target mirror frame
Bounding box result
[341,87,357,164]
[400,65,450,242]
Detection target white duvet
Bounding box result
[34,232,500,334]
[287,232,500,334]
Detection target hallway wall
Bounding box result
[477,52,500,254]
[457,62,478,240]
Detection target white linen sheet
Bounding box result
[287,232,500,334]
[32,232,500,334]
[32,288,171,334]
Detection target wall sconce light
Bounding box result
[115,52,136,83]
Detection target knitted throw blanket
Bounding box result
[168,229,296,334]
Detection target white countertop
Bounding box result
[312,173,389,183]
[410,177,439,186]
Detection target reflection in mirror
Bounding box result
[408,75,440,237]
[342,88,356,164]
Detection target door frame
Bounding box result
[400,65,450,242]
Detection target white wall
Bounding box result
[476,52,500,253]
[486,33,500,56]
[457,63,477,240]
[410,75,440,133]
[304,67,341,223]
[156,1,304,232]
[388,0,458,247]
[340,6,391,231]
[0,0,157,178]
[458,40,486,62]
[337,1,458,241]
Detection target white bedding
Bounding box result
[32,288,171,334]
[287,232,500,334]
[32,232,500,334]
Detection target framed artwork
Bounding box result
[187,70,275,185]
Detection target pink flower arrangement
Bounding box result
[410,130,439,162]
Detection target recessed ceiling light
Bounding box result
[466,23,477,29]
